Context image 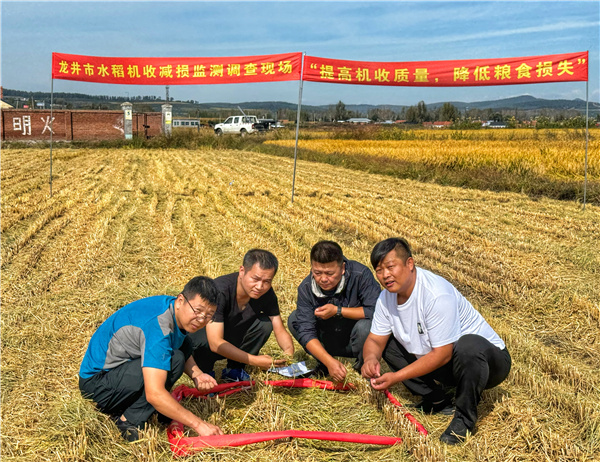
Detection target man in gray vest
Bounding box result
[288,241,381,383]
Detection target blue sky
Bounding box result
[1,0,598,106]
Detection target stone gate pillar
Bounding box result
[121,102,133,139]
[161,104,173,137]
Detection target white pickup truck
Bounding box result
[213,115,267,136]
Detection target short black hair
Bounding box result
[310,240,344,265]
[242,249,278,274]
[182,276,219,306]
[370,238,412,269]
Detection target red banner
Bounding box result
[52,51,588,87]
[303,52,588,87]
[52,52,303,85]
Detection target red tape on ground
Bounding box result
[168,429,402,456]
[168,379,427,455]
[171,378,353,402]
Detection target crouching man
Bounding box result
[189,249,294,382]
[361,238,511,445]
[79,276,223,442]
[288,241,381,382]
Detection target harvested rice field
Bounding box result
[1,146,599,461]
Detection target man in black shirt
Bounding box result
[190,249,294,382]
[288,241,381,382]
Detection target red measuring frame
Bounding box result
[168,378,427,456]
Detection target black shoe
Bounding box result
[439,417,471,445]
[115,418,140,442]
[409,394,454,415]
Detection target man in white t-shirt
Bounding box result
[361,237,511,445]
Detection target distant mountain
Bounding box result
[219,95,597,115]
[2,88,597,116]
[335,96,595,114]
[196,100,326,113]
[430,95,591,112]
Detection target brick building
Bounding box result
[0,109,162,141]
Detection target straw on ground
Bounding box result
[1,145,599,461]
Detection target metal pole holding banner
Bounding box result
[49,78,54,197]
[291,52,306,204]
[583,78,589,210]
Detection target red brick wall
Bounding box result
[0,109,162,141]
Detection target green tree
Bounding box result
[335,100,348,121]
[405,101,429,123]
[440,102,459,122]
[417,101,429,122]
[505,115,517,129]
[405,105,419,124]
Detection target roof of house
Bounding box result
[423,121,452,126]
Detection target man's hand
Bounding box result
[275,352,294,366]
[281,351,294,361]
[314,303,337,320]
[369,372,399,391]
[270,315,295,360]
[144,366,223,437]
[192,420,224,436]
[253,354,287,370]
[327,358,347,383]
[193,372,218,391]
[361,358,381,379]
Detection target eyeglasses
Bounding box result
[181,293,213,322]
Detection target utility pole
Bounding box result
[165,86,170,103]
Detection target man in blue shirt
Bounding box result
[79,276,223,441]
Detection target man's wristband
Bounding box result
[336,302,343,318]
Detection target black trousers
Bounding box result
[382,334,511,430]
[188,315,273,371]
[287,310,372,370]
[79,345,191,428]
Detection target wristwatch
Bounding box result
[336,302,343,318]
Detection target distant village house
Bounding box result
[423,121,453,129]
[482,120,508,128]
